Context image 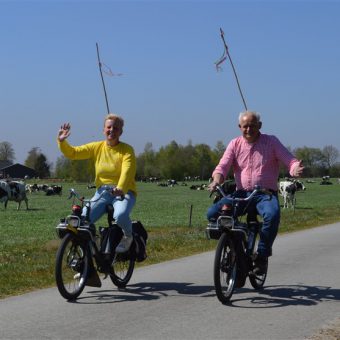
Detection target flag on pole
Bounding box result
[214,46,228,72]
[214,28,248,111]
[101,62,123,77]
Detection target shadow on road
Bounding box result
[72,281,215,304]
[229,284,340,308]
[70,282,340,307]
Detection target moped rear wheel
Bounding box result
[110,253,135,288]
[214,232,237,303]
[55,233,89,300]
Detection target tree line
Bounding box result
[1,141,340,181]
[136,142,340,180]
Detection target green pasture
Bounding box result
[0,179,339,299]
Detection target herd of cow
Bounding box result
[0,178,307,211]
[0,180,62,210]
[154,178,307,210]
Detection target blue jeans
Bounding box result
[82,186,136,237]
[207,191,280,257]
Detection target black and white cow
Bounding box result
[0,180,28,210]
[0,185,8,206]
[279,179,306,209]
[25,183,39,193]
[45,185,62,196]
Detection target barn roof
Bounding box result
[0,160,12,169]
[0,163,37,179]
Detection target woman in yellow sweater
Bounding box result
[57,113,137,253]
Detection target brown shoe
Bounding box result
[253,255,268,275]
[86,270,102,287]
[235,274,246,288]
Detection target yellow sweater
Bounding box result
[58,140,137,195]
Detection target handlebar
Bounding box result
[68,185,123,204]
[214,184,272,202]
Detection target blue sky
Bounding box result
[1,0,339,166]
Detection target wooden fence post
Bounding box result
[189,204,193,227]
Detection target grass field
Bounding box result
[0,179,339,299]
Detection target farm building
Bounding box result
[0,161,37,179]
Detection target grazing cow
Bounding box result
[26,183,39,193]
[189,184,207,190]
[294,180,306,191]
[167,179,177,187]
[0,180,28,210]
[0,186,8,205]
[321,176,332,185]
[38,184,48,192]
[279,180,306,209]
[45,185,62,196]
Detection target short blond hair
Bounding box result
[104,113,124,128]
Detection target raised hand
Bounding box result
[293,160,304,177]
[58,123,71,142]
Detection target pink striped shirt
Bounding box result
[212,133,299,191]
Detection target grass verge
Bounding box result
[0,180,339,299]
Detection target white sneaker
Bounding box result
[115,235,133,253]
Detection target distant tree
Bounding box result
[143,142,158,178]
[25,147,51,178]
[25,147,40,169]
[294,146,326,177]
[294,146,325,168]
[137,140,221,181]
[0,141,15,163]
[182,141,196,178]
[55,156,71,179]
[70,159,95,182]
[192,144,214,180]
[35,154,51,178]
[54,156,94,182]
[136,142,160,180]
[136,154,145,180]
[212,140,225,165]
[322,145,339,169]
[329,162,340,177]
[157,141,187,180]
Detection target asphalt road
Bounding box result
[1,223,340,340]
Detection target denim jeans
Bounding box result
[207,191,280,257]
[82,186,136,237]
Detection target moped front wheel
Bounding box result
[55,233,89,300]
[214,232,237,304]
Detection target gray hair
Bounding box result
[238,110,261,124]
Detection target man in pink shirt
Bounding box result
[207,111,304,275]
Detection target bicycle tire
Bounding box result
[110,252,135,288]
[55,233,89,300]
[214,232,237,303]
[249,233,268,289]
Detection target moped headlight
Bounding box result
[68,217,79,227]
[220,216,233,227]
